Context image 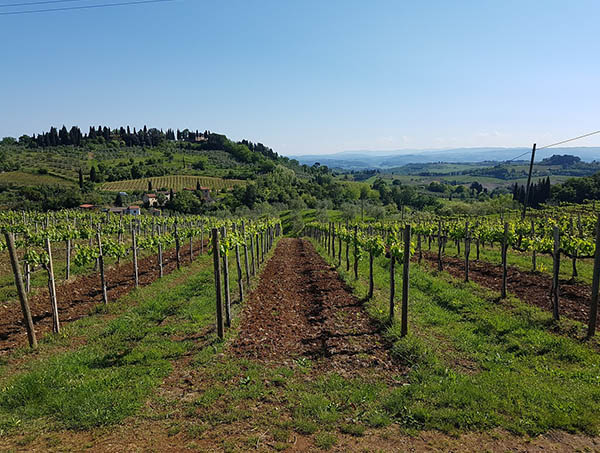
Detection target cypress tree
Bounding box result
[78,169,84,188]
[90,166,97,183]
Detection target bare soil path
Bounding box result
[232,237,396,377]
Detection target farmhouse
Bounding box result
[143,191,172,207]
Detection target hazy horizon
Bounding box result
[1,0,600,155]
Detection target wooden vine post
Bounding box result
[337,223,342,267]
[331,223,336,259]
[65,238,71,280]
[132,228,139,288]
[221,226,231,328]
[4,232,37,348]
[464,221,470,283]
[45,237,60,334]
[353,225,359,280]
[551,226,561,321]
[212,228,224,339]
[345,220,350,272]
[587,213,600,337]
[97,231,108,304]
[531,220,537,272]
[401,224,411,336]
[501,223,508,299]
[368,247,374,300]
[233,224,244,303]
[389,252,395,323]
[175,222,181,270]
[242,221,250,286]
[158,225,164,278]
[250,229,256,277]
[437,220,443,271]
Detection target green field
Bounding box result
[0,171,76,187]
[100,175,246,192]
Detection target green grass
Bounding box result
[0,253,220,433]
[0,171,76,187]
[439,239,594,285]
[309,237,600,435]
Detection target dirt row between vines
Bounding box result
[232,237,398,378]
[421,251,594,326]
[0,240,207,353]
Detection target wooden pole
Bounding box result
[501,223,508,299]
[464,221,470,283]
[5,232,37,348]
[531,220,537,272]
[250,232,256,276]
[132,229,139,288]
[401,224,411,336]
[242,221,250,286]
[552,226,560,321]
[346,220,350,272]
[389,255,395,323]
[65,238,71,280]
[212,228,224,339]
[353,225,359,280]
[368,250,374,299]
[221,227,231,327]
[233,224,244,303]
[45,237,60,333]
[587,214,600,337]
[175,223,181,270]
[521,143,537,220]
[437,220,443,271]
[97,232,108,304]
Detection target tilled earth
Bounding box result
[232,237,397,377]
[421,251,593,326]
[0,241,206,353]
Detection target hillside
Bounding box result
[100,175,246,193]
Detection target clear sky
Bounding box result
[1,0,599,156]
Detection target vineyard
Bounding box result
[1,206,600,451]
[100,175,246,192]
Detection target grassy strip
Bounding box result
[310,238,600,435]
[438,239,594,285]
[0,253,219,435]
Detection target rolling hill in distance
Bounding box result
[292,147,600,170]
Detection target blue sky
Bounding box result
[1,0,599,155]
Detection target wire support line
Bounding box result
[0,0,86,9]
[0,0,175,15]
[504,129,600,163]
[538,130,600,150]
[505,151,531,162]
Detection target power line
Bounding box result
[505,150,531,162]
[538,129,600,150]
[504,129,600,163]
[0,0,86,9]
[0,0,176,15]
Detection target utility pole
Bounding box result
[521,143,537,220]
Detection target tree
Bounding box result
[89,166,97,183]
[115,193,124,207]
[78,169,84,189]
[148,180,153,192]
[359,186,369,220]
